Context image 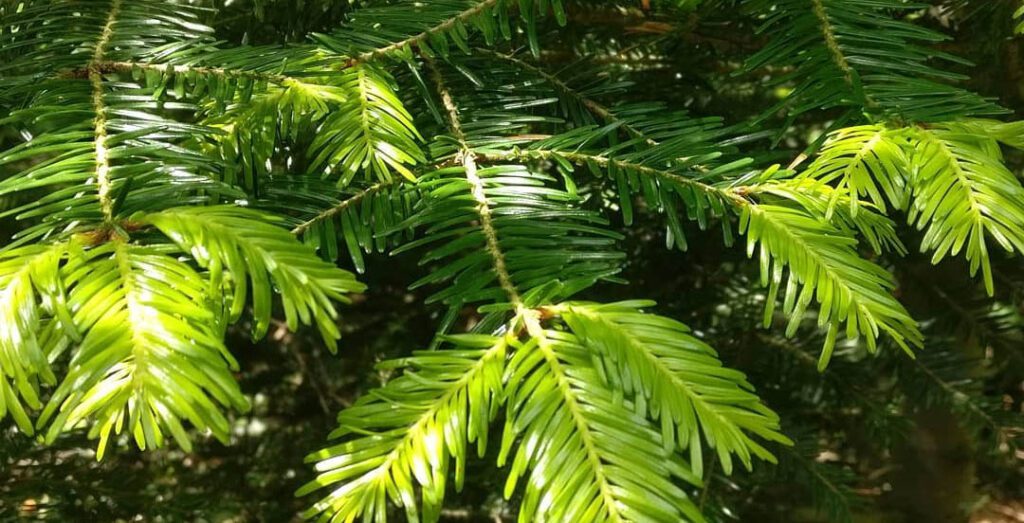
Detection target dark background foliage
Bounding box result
[2,0,1023,521]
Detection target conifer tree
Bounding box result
[1,0,1023,521]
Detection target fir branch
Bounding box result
[500,311,705,522]
[71,60,293,86]
[351,0,501,66]
[550,301,789,475]
[289,180,401,236]
[737,203,922,367]
[475,49,659,147]
[743,0,1003,121]
[521,314,626,522]
[905,125,1024,295]
[299,335,508,522]
[89,0,124,225]
[0,243,69,435]
[809,0,855,88]
[424,54,523,307]
[145,206,365,350]
[37,240,249,458]
[476,148,739,202]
